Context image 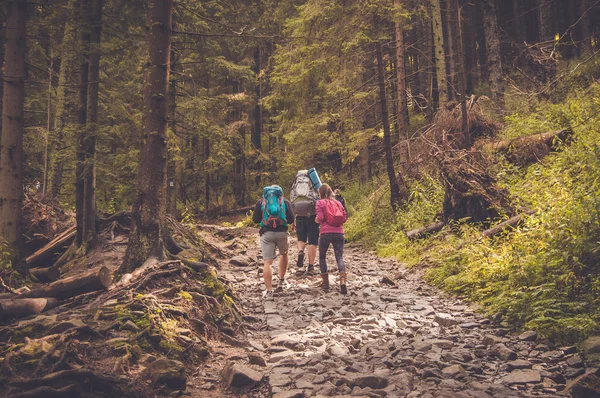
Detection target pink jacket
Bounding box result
[316,199,346,234]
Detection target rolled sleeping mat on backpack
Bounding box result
[307,168,322,190]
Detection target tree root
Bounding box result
[33,330,77,377]
[9,369,125,395]
[9,384,79,398]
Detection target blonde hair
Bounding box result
[318,183,334,199]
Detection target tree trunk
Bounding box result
[0,0,27,263]
[122,0,172,272]
[76,0,91,247]
[430,0,449,107]
[29,266,61,282]
[442,0,457,101]
[25,226,76,269]
[0,15,4,149]
[82,0,102,251]
[394,0,410,163]
[453,0,470,147]
[42,50,52,195]
[203,137,210,217]
[475,2,489,83]
[49,1,78,199]
[0,298,58,319]
[482,0,505,113]
[21,266,112,300]
[538,0,555,41]
[167,34,177,216]
[252,46,262,153]
[375,40,402,211]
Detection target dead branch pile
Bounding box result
[439,150,512,223]
[476,129,573,166]
[22,193,74,256]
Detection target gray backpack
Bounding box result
[290,170,318,217]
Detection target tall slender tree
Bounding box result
[430,0,448,107]
[49,1,78,199]
[375,40,402,211]
[394,0,410,163]
[81,0,102,250]
[0,0,27,263]
[123,0,172,272]
[75,0,90,247]
[482,0,505,113]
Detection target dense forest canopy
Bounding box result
[1,0,600,346]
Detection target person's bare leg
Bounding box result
[307,244,317,265]
[297,240,306,253]
[279,252,289,280]
[263,259,274,291]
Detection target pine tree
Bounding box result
[123,0,172,272]
[0,0,27,263]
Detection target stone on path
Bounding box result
[502,369,541,385]
[518,330,537,341]
[229,255,255,267]
[442,364,466,378]
[567,372,600,398]
[506,359,531,370]
[494,343,517,361]
[145,359,186,390]
[222,362,264,392]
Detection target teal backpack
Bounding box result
[261,185,287,228]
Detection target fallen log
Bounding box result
[29,266,60,282]
[217,205,255,216]
[21,266,112,300]
[0,298,58,319]
[97,210,132,230]
[405,221,446,240]
[476,129,572,164]
[25,226,76,269]
[482,210,535,238]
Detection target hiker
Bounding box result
[252,185,295,300]
[334,188,347,213]
[290,170,320,274]
[315,183,348,294]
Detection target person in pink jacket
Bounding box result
[315,183,348,294]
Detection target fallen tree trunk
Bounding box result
[406,221,445,240]
[0,297,59,319]
[217,205,254,216]
[29,266,61,282]
[477,129,572,165]
[97,210,132,230]
[21,266,112,300]
[25,226,76,269]
[482,210,536,238]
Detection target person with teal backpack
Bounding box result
[252,185,295,300]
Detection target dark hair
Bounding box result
[318,183,334,199]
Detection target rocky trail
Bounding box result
[213,227,598,398]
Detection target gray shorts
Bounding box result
[260,231,289,260]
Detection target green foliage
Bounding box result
[349,79,600,344]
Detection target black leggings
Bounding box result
[319,233,345,274]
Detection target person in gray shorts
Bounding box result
[252,194,295,299]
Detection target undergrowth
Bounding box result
[348,77,600,345]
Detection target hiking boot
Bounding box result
[274,279,290,293]
[321,273,330,293]
[339,272,347,295]
[296,251,305,268]
[305,264,315,275]
[262,290,274,301]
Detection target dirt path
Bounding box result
[216,228,579,397]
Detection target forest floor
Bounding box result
[208,226,597,398]
[1,221,595,397]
